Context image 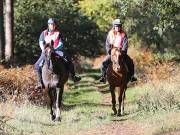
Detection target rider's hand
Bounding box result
[120,49,126,55]
[42,50,45,53]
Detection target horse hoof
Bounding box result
[111,113,116,116]
[51,115,56,121]
[113,109,117,115]
[111,111,117,116]
[114,112,117,115]
[117,113,121,117]
[55,117,61,122]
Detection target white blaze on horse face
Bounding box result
[47,48,51,56]
[115,50,120,70]
[115,50,119,56]
[116,51,119,63]
[112,50,120,71]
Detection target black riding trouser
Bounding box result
[122,54,134,77]
[101,55,111,76]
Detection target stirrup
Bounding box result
[35,82,44,89]
[73,75,81,82]
[99,77,106,83]
[131,76,137,82]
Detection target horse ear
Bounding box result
[50,40,54,47]
[110,44,113,49]
[44,43,49,49]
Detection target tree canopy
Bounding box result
[13,0,180,63]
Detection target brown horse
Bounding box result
[42,43,69,121]
[106,46,129,116]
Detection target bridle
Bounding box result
[111,47,123,71]
[44,42,55,71]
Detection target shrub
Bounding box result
[136,75,180,112]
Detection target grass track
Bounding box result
[0,68,180,135]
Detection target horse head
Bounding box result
[111,46,124,72]
[44,40,56,71]
[44,40,55,57]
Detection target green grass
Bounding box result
[0,69,111,135]
[1,68,180,135]
[4,104,111,135]
[131,110,180,135]
[131,76,180,135]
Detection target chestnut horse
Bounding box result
[106,46,130,116]
[42,43,69,121]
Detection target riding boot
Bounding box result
[63,55,81,82]
[35,71,44,89]
[99,55,111,83]
[99,67,107,83]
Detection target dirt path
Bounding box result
[78,121,146,135]
[77,83,147,135]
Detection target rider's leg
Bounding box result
[99,55,111,83]
[34,53,45,89]
[55,51,81,82]
[123,54,137,82]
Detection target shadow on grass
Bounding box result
[87,74,100,80]
[111,118,128,122]
[82,68,100,74]
[98,89,109,94]
[109,110,141,122]
[62,102,112,111]
[64,88,97,97]
[68,80,99,87]
[17,118,55,127]
[73,83,93,88]
[81,68,101,80]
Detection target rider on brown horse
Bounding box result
[99,19,137,83]
[35,18,81,89]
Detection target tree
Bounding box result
[13,0,102,63]
[5,0,14,62]
[112,0,180,54]
[0,0,5,60]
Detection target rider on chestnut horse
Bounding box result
[99,19,137,83]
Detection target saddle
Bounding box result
[54,53,68,62]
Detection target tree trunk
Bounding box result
[0,0,5,60]
[5,0,14,62]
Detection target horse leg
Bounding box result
[48,88,55,121]
[110,86,117,115]
[55,86,64,122]
[54,87,61,121]
[117,86,127,116]
[121,86,127,115]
